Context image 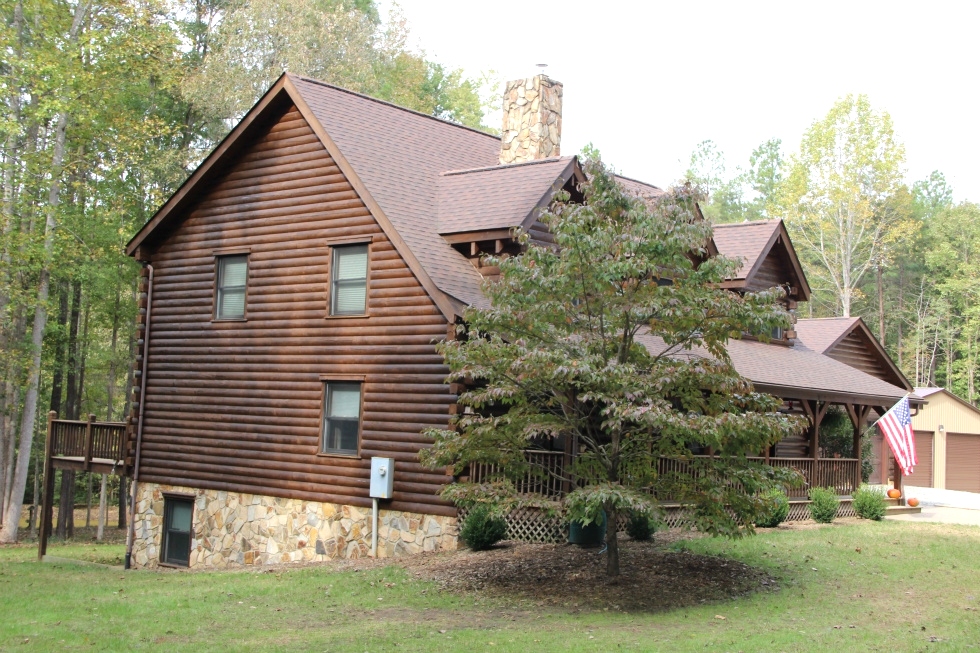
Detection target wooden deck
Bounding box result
[38,412,128,560]
[469,450,862,500]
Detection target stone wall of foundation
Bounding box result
[131,483,458,569]
[499,74,562,164]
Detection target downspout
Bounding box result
[125,263,153,569]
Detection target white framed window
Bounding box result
[215,254,248,320]
[321,382,362,455]
[330,244,368,315]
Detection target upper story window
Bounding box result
[321,382,361,455]
[330,244,368,315]
[215,254,248,320]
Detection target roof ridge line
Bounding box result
[613,172,663,191]
[441,156,571,176]
[289,73,502,142]
[712,218,782,228]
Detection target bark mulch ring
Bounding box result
[390,531,780,614]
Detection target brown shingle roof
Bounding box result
[636,332,909,405]
[437,157,575,236]
[615,174,665,200]
[291,75,504,308]
[711,219,781,279]
[793,317,861,353]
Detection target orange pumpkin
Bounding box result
[887,488,901,499]
[908,498,920,507]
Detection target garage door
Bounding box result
[946,434,980,493]
[904,431,933,488]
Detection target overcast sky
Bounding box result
[379,0,979,202]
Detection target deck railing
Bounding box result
[469,450,566,499]
[50,414,127,468]
[469,450,860,500]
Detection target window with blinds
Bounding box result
[330,244,368,315]
[216,255,248,320]
[321,382,361,455]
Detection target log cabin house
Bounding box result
[41,73,914,568]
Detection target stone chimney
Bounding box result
[499,75,562,165]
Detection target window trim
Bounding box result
[160,495,194,567]
[318,379,364,458]
[327,242,371,318]
[213,253,249,321]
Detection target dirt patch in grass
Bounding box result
[392,533,779,614]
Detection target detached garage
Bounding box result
[878,387,980,493]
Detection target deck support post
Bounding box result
[37,411,57,561]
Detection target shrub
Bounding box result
[625,512,658,541]
[852,485,887,521]
[459,504,507,551]
[756,488,790,528]
[808,487,840,523]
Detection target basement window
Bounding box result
[161,496,193,567]
[321,382,362,455]
[330,244,368,315]
[215,254,248,320]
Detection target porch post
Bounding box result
[803,400,828,489]
[845,404,871,492]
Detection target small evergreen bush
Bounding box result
[625,512,658,541]
[852,485,887,521]
[808,487,840,523]
[459,504,507,551]
[756,488,790,527]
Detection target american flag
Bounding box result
[877,396,917,476]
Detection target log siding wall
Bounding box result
[137,104,455,516]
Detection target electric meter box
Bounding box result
[370,457,394,499]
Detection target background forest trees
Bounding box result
[0,0,492,541]
[686,95,979,401]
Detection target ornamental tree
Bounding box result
[421,155,805,576]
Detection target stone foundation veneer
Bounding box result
[131,483,458,569]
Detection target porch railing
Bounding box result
[469,451,860,500]
[50,415,127,467]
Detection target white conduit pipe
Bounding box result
[372,498,379,557]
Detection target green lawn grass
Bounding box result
[2,520,979,652]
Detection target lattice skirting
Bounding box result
[462,498,858,545]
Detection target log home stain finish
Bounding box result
[138,104,456,517]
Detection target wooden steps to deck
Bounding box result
[883,497,922,515]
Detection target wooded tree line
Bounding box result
[687,95,977,402]
[0,0,490,542]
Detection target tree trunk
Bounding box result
[877,265,885,346]
[57,470,75,539]
[48,281,70,416]
[65,279,82,420]
[0,87,75,544]
[29,456,39,538]
[0,0,93,544]
[96,474,107,541]
[605,504,619,576]
[106,276,121,420]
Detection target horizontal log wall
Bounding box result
[827,331,891,383]
[139,103,455,516]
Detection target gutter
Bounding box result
[125,263,153,569]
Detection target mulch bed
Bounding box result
[391,531,780,613]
